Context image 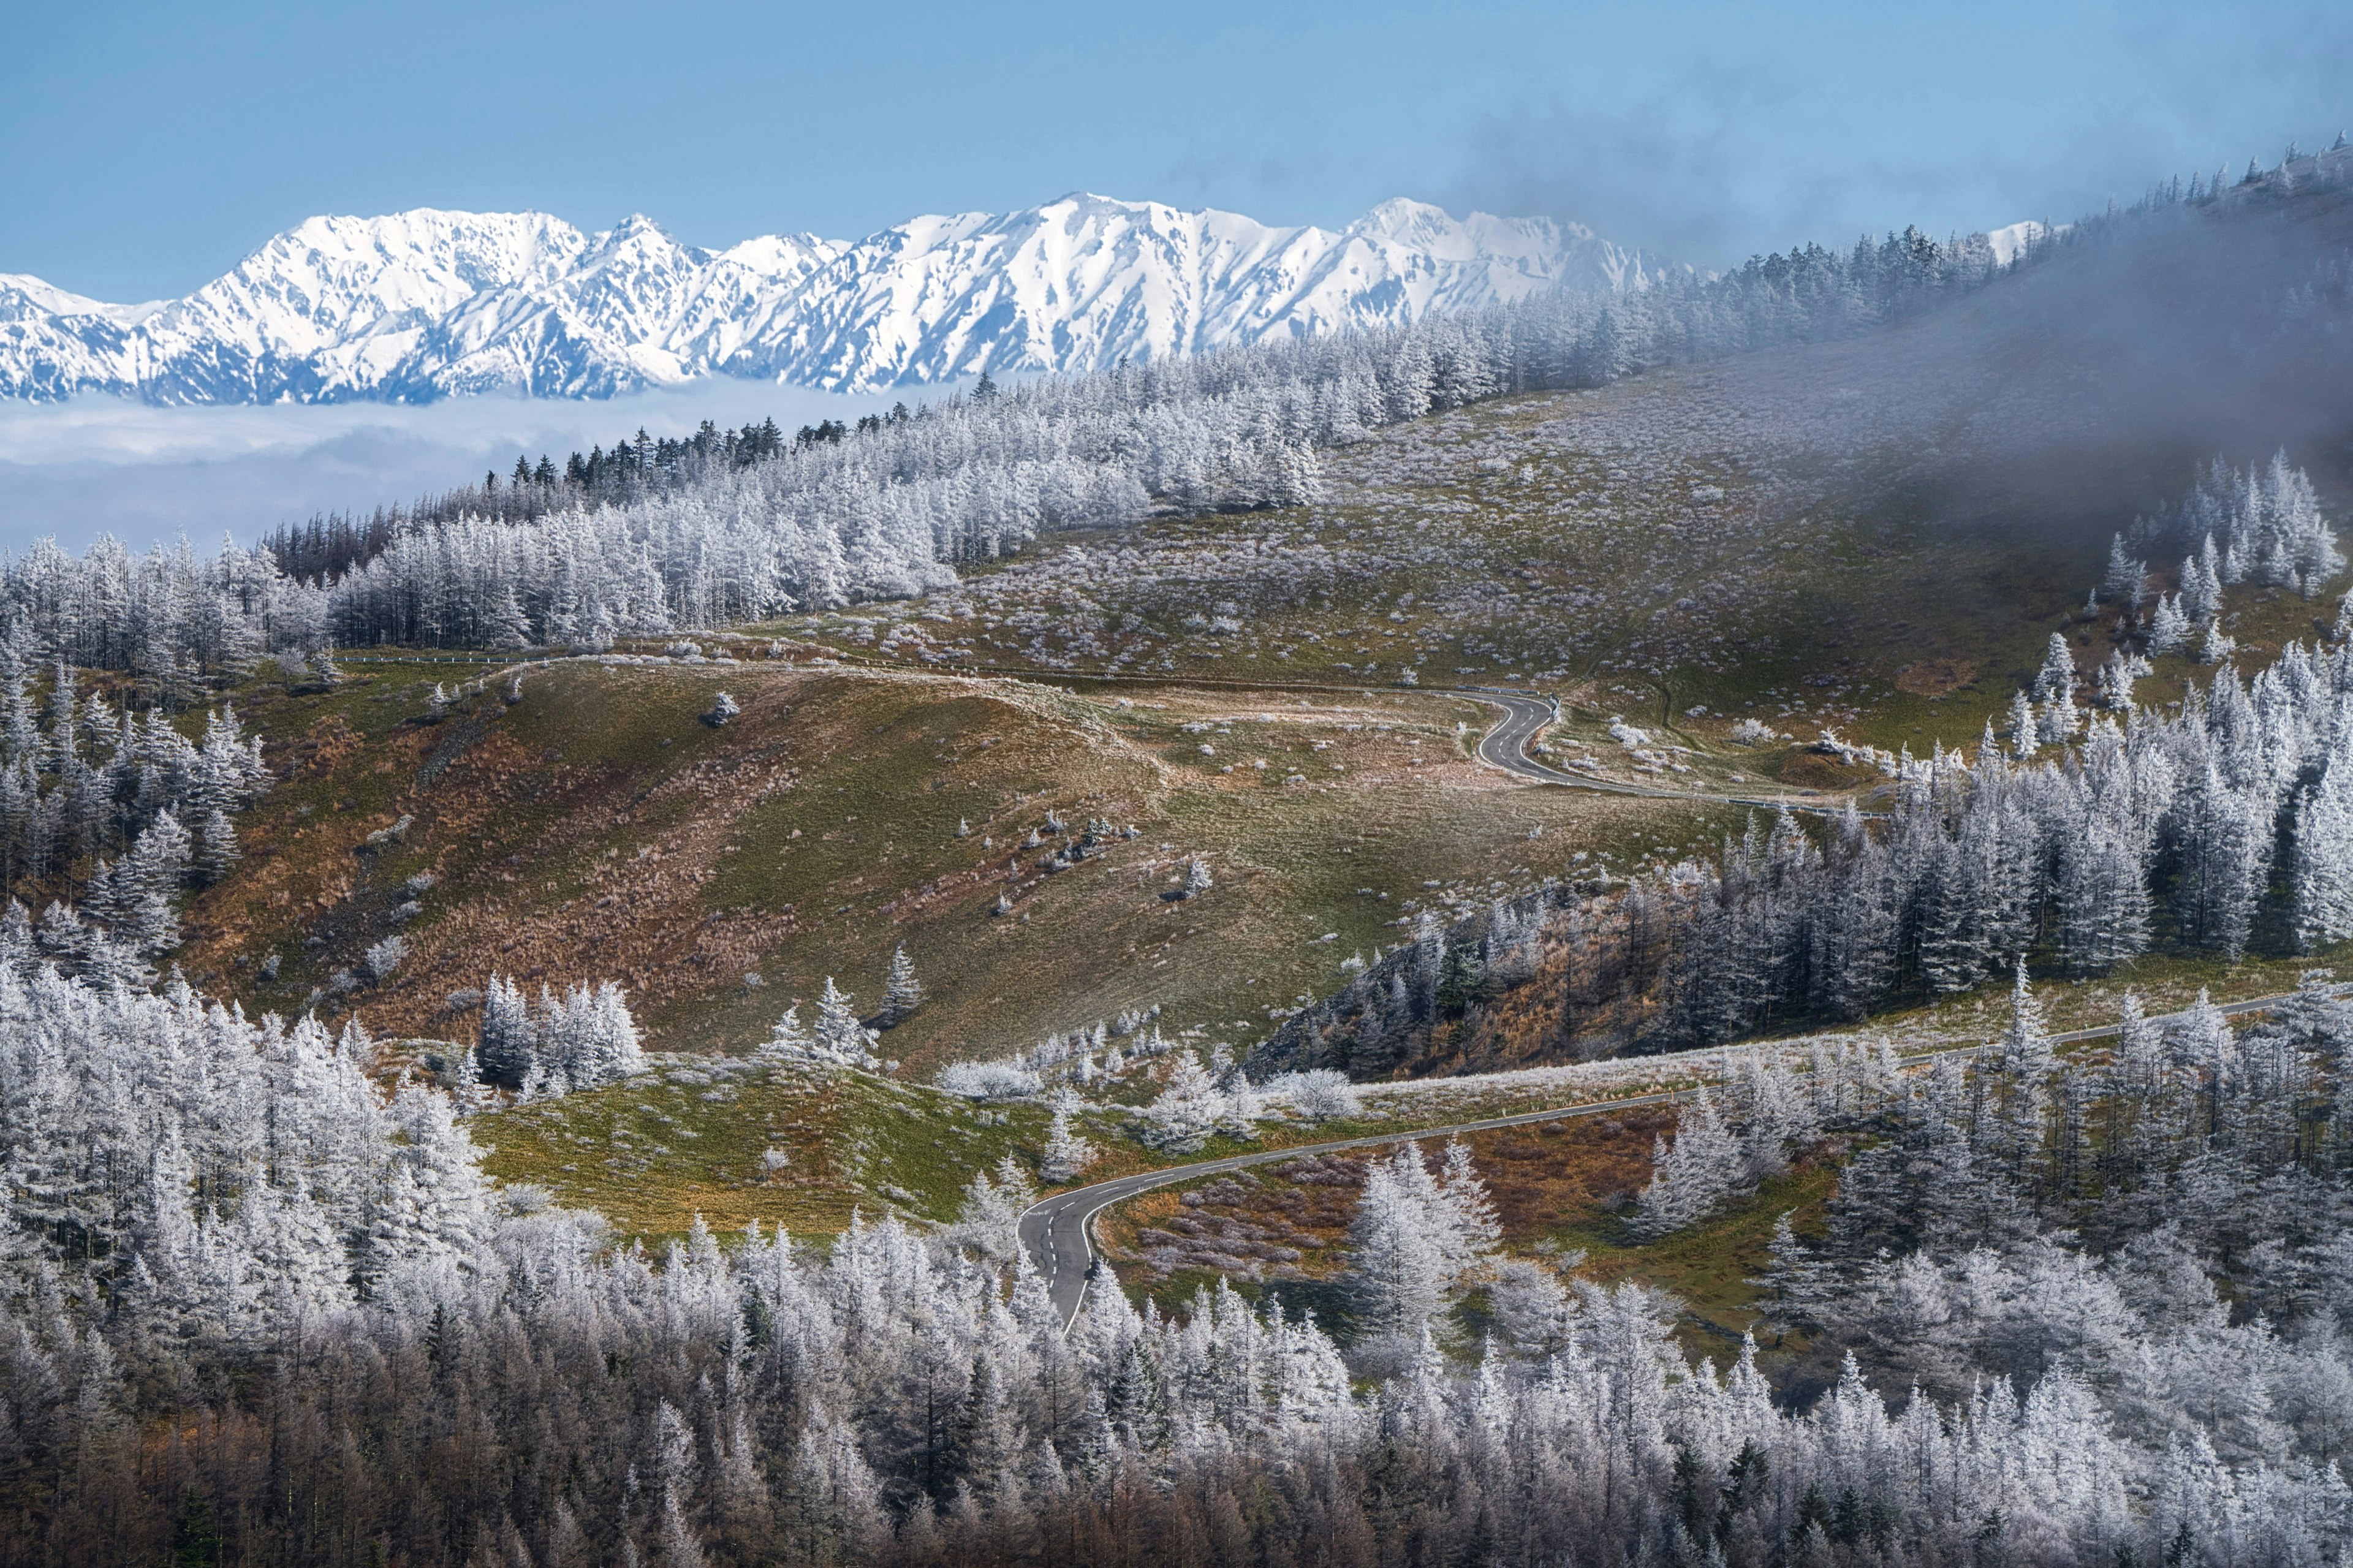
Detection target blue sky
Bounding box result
[7,0,2349,301]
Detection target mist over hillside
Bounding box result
[1804,154,2353,456]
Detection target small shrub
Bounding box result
[363,936,406,982]
[360,815,414,850]
[935,1060,1042,1101]
[1266,1068,1361,1122]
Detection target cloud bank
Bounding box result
[0,380,893,553]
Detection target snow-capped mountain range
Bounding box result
[0,195,1675,404]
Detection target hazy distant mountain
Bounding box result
[0,195,1680,404]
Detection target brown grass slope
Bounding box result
[184,655,1721,1074]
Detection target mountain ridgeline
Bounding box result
[0,195,1674,403]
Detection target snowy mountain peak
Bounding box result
[1353,196,1471,240]
[0,273,167,326]
[0,195,1681,404]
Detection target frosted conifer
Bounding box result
[2006,689,2040,758]
[878,944,923,1026]
[760,1002,814,1058]
[195,808,239,885]
[2102,534,2145,606]
[811,977,879,1066]
[1991,957,2055,1078]
[2033,632,2077,702]
[2293,764,2353,951]
[1040,1092,1097,1183]
[1631,1088,1743,1238]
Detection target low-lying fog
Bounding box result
[0,379,896,553]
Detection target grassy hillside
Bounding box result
[476,1055,1050,1235]
[184,651,1730,1075]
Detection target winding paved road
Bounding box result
[1457,687,1864,818]
[1017,983,2343,1330]
[1017,1089,1683,1329]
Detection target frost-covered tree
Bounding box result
[1991,956,2056,1077]
[812,975,879,1066]
[1341,1140,1495,1361]
[2103,534,2146,606]
[877,943,923,1026]
[759,1001,814,1059]
[1141,1050,1224,1151]
[1267,1067,1361,1121]
[477,974,536,1085]
[2181,539,2224,624]
[362,935,406,982]
[1434,1138,1501,1265]
[193,807,239,885]
[1039,1091,1097,1183]
[2034,632,2077,702]
[2292,760,2353,950]
[2006,687,2040,758]
[1346,1146,1457,1351]
[943,1158,1035,1263]
[2173,758,2271,960]
[1630,1088,1743,1238]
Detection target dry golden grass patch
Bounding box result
[1894,658,1977,697]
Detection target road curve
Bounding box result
[1017,1089,1682,1330]
[1455,687,1865,819]
[1017,982,2341,1330]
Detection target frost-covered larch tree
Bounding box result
[1039,1091,1097,1183]
[2293,759,2353,950]
[1630,1087,1744,1238]
[877,943,923,1026]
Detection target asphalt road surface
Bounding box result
[1017,982,2341,1330]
